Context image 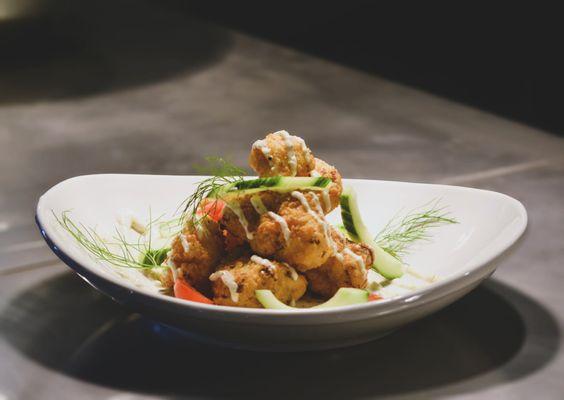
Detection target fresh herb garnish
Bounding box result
[54,210,171,269]
[180,156,246,225]
[374,200,457,261]
[141,247,170,266]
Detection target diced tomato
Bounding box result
[174,277,214,304]
[368,293,382,301]
[197,199,226,222]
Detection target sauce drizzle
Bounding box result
[250,195,268,215]
[252,139,275,172]
[343,247,366,270]
[180,233,190,254]
[284,263,299,281]
[276,130,297,176]
[291,191,343,261]
[321,189,331,212]
[267,211,290,244]
[210,270,239,302]
[226,201,254,240]
[251,255,277,273]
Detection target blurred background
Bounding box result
[1,1,564,399]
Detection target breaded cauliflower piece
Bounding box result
[306,241,373,298]
[219,191,285,241]
[220,199,261,241]
[250,192,341,271]
[169,218,224,294]
[311,157,343,213]
[249,130,315,177]
[211,255,307,308]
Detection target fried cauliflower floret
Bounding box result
[311,157,343,213]
[220,199,260,241]
[306,241,373,298]
[249,130,316,177]
[219,191,285,241]
[169,218,224,294]
[250,192,338,271]
[211,256,307,308]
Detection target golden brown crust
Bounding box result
[219,191,285,240]
[311,157,343,212]
[165,133,361,307]
[219,200,260,241]
[250,193,335,271]
[306,240,373,298]
[249,131,316,177]
[169,218,224,295]
[212,256,307,308]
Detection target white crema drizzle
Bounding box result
[226,202,254,240]
[291,191,343,262]
[343,247,366,270]
[209,270,239,302]
[180,233,190,253]
[321,189,331,212]
[310,194,343,262]
[334,227,346,241]
[250,195,268,215]
[309,192,324,214]
[276,130,297,176]
[267,211,290,244]
[252,139,275,172]
[194,221,208,241]
[251,255,277,273]
[284,263,299,281]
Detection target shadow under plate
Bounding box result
[0,271,559,398]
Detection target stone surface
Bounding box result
[1,1,564,399]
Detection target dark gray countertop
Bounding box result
[1,2,563,399]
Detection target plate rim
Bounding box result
[35,173,528,321]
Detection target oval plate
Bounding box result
[36,174,527,351]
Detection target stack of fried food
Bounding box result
[165,131,373,308]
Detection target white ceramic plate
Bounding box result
[36,174,527,350]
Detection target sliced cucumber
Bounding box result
[340,186,404,279]
[313,288,369,309]
[255,288,369,310]
[211,176,331,200]
[231,176,330,191]
[255,290,294,310]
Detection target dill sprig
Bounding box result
[180,156,247,225]
[375,200,457,261]
[54,210,170,269]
